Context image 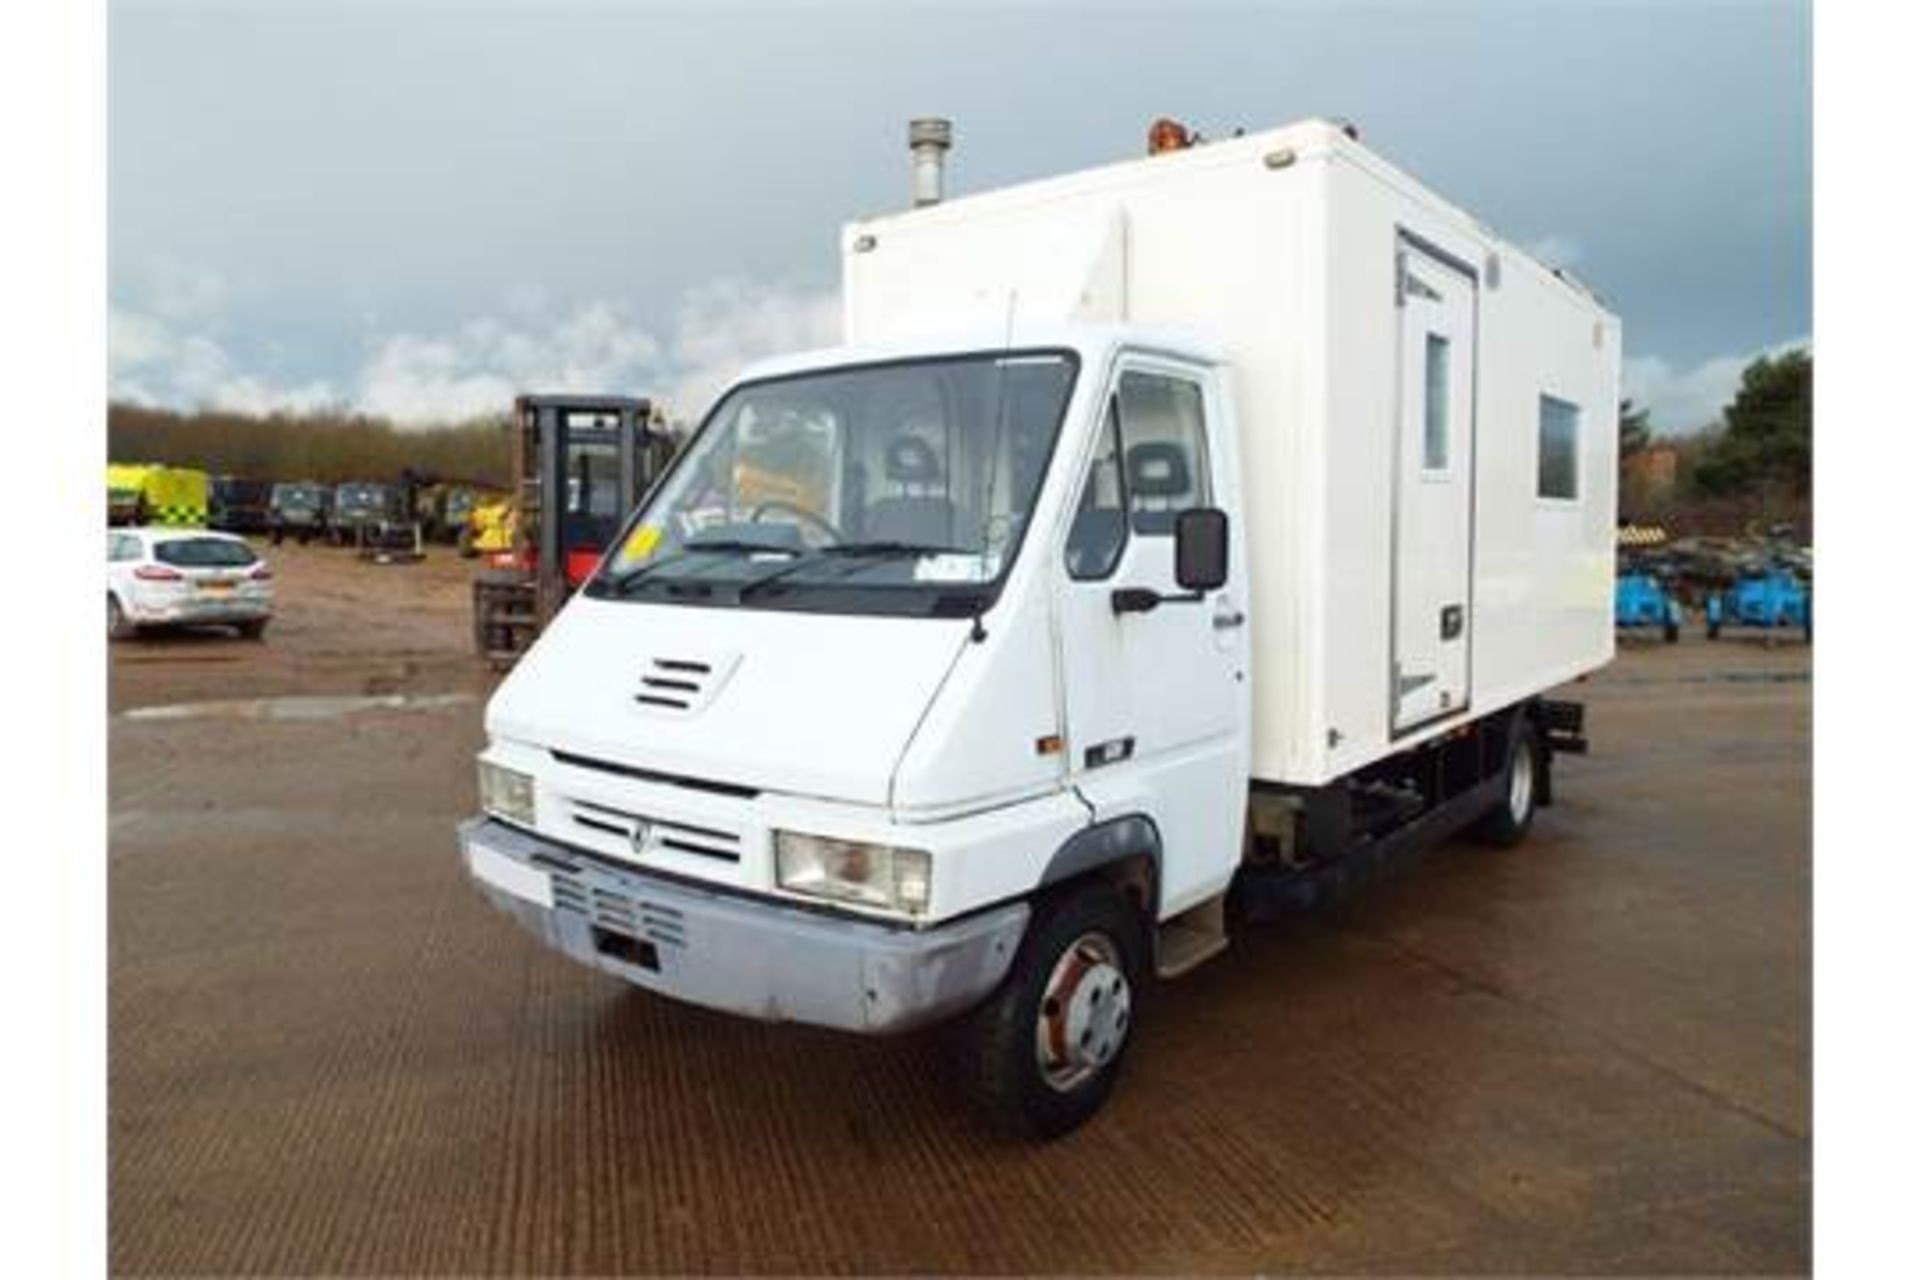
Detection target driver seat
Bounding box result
[865,435,955,546]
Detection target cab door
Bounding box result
[1056,355,1250,918]
[1392,239,1477,733]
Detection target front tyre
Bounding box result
[1473,715,1541,848]
[956,882,1145,1140]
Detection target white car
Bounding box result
[108,527,273,640]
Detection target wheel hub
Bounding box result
[1035,932,1131,1093]
[1509,739,1534,820]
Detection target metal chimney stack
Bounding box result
[908,117,953,208]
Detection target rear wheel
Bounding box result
[1663,618,1680,643]
[107,594,136,642]
[1473,715,1541,848]
[235,618,268,641]
[955,882,1145,1140]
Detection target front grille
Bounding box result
[550,749,759,800]
[568,798,743,863]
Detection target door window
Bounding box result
[1423,334,1450,470]
[1116,372,1210,534]
[1065,399,1128,581]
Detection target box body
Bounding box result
[844,120,1618,786]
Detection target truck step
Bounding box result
[1156,895,1228,978]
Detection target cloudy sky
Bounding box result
[109,0,1810,433]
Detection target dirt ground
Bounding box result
[108,542,1810,1275]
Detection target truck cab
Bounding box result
[465,327,1249,1134]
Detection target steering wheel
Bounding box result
[748,500,844,544]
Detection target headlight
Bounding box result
[477,759,535,828]
[775,831,931,916]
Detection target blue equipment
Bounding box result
[1706,564,1811,643]
[1615,571,1683,643]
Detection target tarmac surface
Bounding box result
[109,543,1810,1275]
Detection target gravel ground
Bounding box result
[108,542,1810,1275]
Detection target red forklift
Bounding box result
[472,394,675,668]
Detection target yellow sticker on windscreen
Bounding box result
[622,524,664,562]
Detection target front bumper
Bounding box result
[458,817,1028,1034]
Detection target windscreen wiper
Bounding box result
[819,540,973,559]
[599,539,797,596]
[733,541,978,602]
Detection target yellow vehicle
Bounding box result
[107,464,209,527]
[464,496,516,557]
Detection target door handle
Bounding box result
[1212,609,1246,631]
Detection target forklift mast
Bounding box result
[473,393,673,667]
[514,393,671,627]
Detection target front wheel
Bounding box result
[1473,715,1541,848]
[954,882,1145,1140]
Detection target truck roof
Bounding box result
[729,323,1228,391]
[846,116,1607,312]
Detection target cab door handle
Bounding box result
[1212,609,1246,631]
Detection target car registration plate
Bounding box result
[200,579,235,595]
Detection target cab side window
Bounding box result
[1116,371,1210,534]
[1065,399,1128,581]
[108,534,138,562]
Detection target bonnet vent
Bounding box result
[633,652,741,715]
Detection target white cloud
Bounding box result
[355,302,665,423]
[1623,335,1810,435]
[111,263,840,426]
[667,280,842,420]
[109,302,339,416]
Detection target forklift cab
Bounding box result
[518,396,667,601]
[474,393,673,666]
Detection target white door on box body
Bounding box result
[1392,240,1477,733]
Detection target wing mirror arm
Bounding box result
[1109,507,1231,617]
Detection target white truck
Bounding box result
[460,117,1618,1137]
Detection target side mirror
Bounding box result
[1174,507,1229,593]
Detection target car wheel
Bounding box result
[107,594,136,642]
[236,619,268,641]
[1473,714,1541,848]
[1663,618,1680,644]
[954,881,1144,1140]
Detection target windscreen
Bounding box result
[155,538,258,568]
[594,351,1077,616]
[561,434,623,550]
